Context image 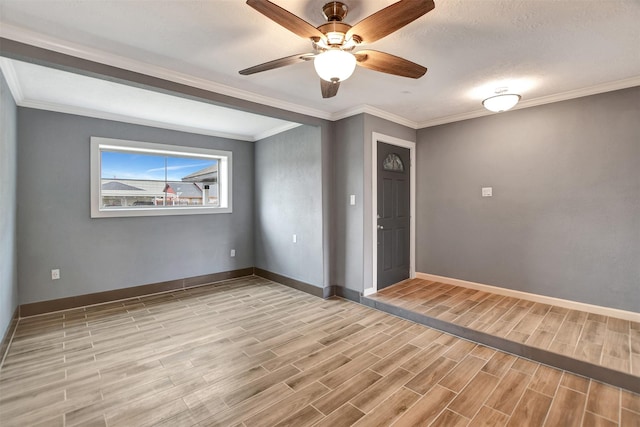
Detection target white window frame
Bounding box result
[90,137,232,218]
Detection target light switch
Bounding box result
[292,234,297,243]
[349,195,356,205]
[482,187,493,197]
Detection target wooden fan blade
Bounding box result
[239,53,315,75]
[355,50,427,78]
[321,79,340,98]
[346,0,435,44]
[247,0,325,41]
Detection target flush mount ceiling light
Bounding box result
[483,87,521,113]
[314,49,357,83]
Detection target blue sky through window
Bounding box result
[101,151,216,181]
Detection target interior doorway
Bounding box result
[377,141,410,289]
[368,133,416,295]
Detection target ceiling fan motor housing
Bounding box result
[319,2,353,47]
[317,22,352,46]
[322,2,348,21]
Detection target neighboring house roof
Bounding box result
[182,163,218,182]
[100,179,217,198]
[102,181,143,191]
[101,179,168,197]
[164,182,203,198]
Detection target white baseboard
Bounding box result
[416,272,640,323]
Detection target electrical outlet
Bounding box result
[230,249,236,257]
[482,187,493,197]
[51,269,60,280]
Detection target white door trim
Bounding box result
[366,132,416,296]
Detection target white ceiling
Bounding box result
[1,0,639,132]
[0,57,300,141]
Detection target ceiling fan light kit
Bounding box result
[314,49,356,83]
[241,0,435,98]
[482,88,521,113]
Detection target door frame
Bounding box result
[365,132,416,296]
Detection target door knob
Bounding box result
[377,225,384,230]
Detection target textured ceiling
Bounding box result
[1,0,639,129]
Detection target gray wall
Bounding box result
[416,87,640,312]
[8,36,638,314]
[0,71,18,335]
[333,115,365,291]
[332,114,416,292]
[17,108,254,304]
[254,125,324,287]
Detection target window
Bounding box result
[91,137,232,218]
[383,153,404,172]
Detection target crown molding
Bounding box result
[0,25,421,129]
[3,24,639,133]
[0,57,23,102]
[417,108,493,129]
[0,24,333,121]
[514,75,640,110]
[331,104,419,129]
[418,75,640,129]
[21,99,262,141]
[253,123,303,141]
[15,96,307,142]
[0,55,305,141]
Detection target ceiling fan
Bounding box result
[240,0,435,98]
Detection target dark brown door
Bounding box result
[377,142,410,290]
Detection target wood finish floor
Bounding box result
[368,278,640,377]
[0,276,639,426]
